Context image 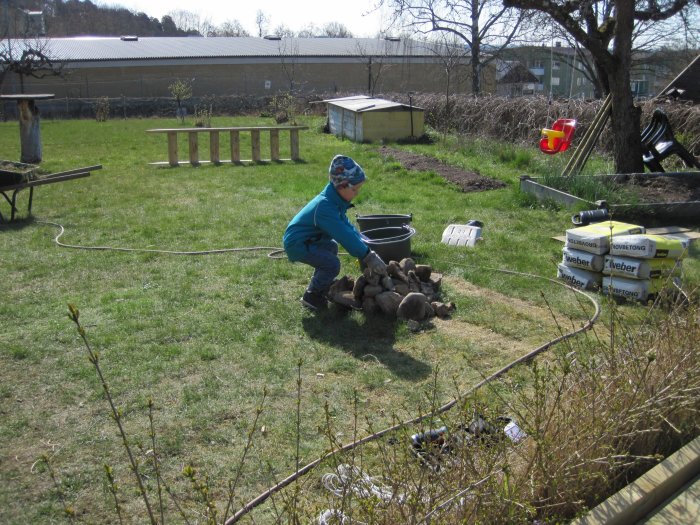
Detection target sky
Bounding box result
[95,0,394,38]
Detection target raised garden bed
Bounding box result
[520,171,700,223]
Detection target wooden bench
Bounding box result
[0,165,102,222]
[146,126,309,167]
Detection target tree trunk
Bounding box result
[18,100,43,164]
[607,0,643,174]
[609,71,642,174]
[471,0,480,94]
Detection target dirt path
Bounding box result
[377,146,506,192]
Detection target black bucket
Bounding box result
[356,213,412,232]
[361,225,416,264]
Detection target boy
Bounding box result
[283,155,387,310]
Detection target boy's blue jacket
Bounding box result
[283,182,370,261]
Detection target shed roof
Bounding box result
[3,36,444,62]
[323,96,424,112]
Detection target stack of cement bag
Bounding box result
[557,221,643,292]
[557,221,687,301]
[602,234,687,302]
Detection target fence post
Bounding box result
[210,130,220,164]
[290,129,300,161]
[188,131,199,165]
[167,132,179,167]
[230,130,240,163]
[251,129,261,162]
[270,129,280,161]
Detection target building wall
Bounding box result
[4,57,485,99]
[362,109,424,142]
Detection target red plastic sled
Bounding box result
[540,118,577,154]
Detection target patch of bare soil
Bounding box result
[445,277,556,322]
[624,174,700,203]
[378,146,506,193]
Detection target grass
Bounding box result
[0,114,699,523]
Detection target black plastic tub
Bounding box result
[356,213,412,232]
[361,225,416,263]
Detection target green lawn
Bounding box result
[1,115,698,523]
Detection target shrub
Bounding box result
[387,93,700,157]
[93,96,110,122]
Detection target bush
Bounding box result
[93,96,110,122]
[387,93,700,157]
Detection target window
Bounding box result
[551,77,560,86]
[552,61,560,70]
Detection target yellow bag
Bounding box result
[609,234,689,259]
[565,221,645,255]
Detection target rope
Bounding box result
[318,509,367,525]
[37,220,287,258]
[321,464,402,503]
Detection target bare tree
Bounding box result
[0,4,63,93]
[272,39,305,124]
[272,24,295,38]
[167,9,213,36]
[1,37,63,93]
[379,0,532,94]
[277,38,304,92]
[255,10,270,37]
[297,23,320,38]
[427,35,470,134]
[355,41,387,96]
[213,20,251,37]
[503,0,698,174]
[322,22,354,38]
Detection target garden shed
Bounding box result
[324,96,424,143]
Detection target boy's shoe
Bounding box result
[301,290,328,311]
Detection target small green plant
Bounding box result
[168,79,193,123]
[41,454,76,523]
[268,92,298,124]
[193,104,213,128]
[67,304,159,524]
[94,96,110,122]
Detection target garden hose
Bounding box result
[37,219,287,258]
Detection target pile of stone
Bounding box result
[327,257,456,322]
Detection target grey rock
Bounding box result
[397,292,429,321]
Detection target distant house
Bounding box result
[656,53,700,102]
[324,95,424,142]
[500,44,692,100]
[496,63,540,97]
[0,36,488,100]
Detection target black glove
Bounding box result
[362,250,387,275]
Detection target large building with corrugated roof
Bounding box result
[1,36,489,99]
